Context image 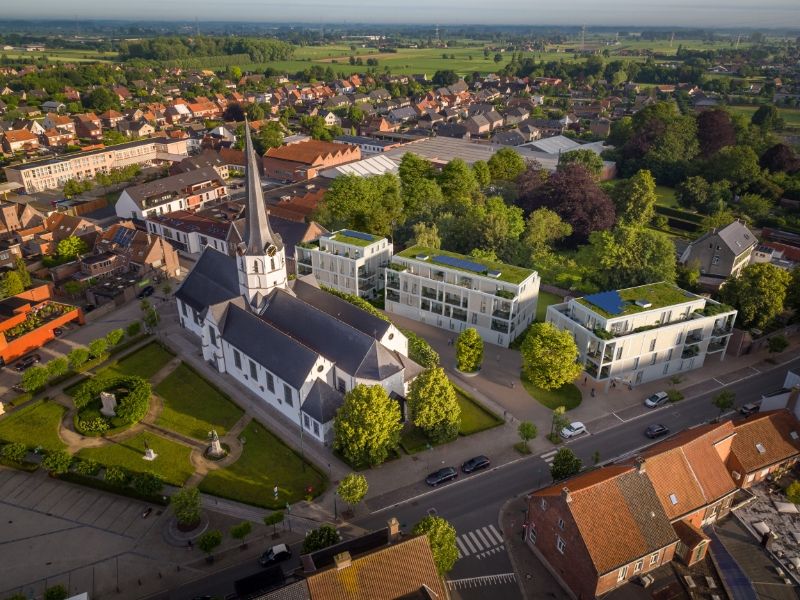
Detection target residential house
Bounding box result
[727,410,800,488]
[99,109,125,129]
[73,113,102,140]
[90,221,181,278]
[41,129,75,148]
[42,113,76,136]
[263,139,361,182]
[2,129,40,153]
[464,114,491,136]
[322,112,341,127]
[41,101,65,113]
[0,201,43,237]
[679,220,758,291]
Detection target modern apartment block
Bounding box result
[295,229,392,298]
[384,246,540,347]
[546,282,737,388]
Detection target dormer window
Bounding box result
[756,443,766,454]
[669,494,678,505]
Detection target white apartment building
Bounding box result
[384,246,540,347]
[295,229,393,298]
[546,282,738,388]
[4,137,188,193]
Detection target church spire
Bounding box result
[242,119,282,256]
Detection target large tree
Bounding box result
[488,147,526,182]
[407,367,461,443]
[759,143,800,174]
[333,384,403,467]
[315,173,403,237]
[580,225,677,290]
[751,104,783,132]
[696,109,736,157]
[413,516,459,575]
[456,328,483,373]
[521,322,582,391]
[336,473,368,514]
[84,87,119,112]
[557,149,604,179]
[171,487,201,528]
[521,208,572,266]
[438,158,478,209]
[613,169,657,226]
[550,447,583,481]
[704,146,762,193]
[720,262,791,329]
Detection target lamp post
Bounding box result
[328,462,338,522]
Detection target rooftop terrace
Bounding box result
[576,282,701,318]
[396,245,535,285]
[325,229,382,248]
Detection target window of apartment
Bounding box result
[650,353,657,365]
[181,301,187,317]
[556,535,566,554]
[649,339,656,352]
[650,552,660,566]
[528,526,537,544]
[208,326,217,346]
[233,349,241,369]
[303,414,310,429]
[266,372,275,393]
[540,498,547,511]
[313,422,320,436]
[249,360,258,380]
[712,256,720,265]
[616,346,623,360]
[557,518,564,530]
[663,363,669,375]
[633,357,639,370]
[667,348,673,361]
[618,565,628,581]
[676,332,683,345]
[634,560,644,573]
[283,384,293,407]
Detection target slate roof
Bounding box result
[692,220,757,256]
[302,379,344,423]
[536,465,677,575]
[123,166,223,209]
[175,247,240,312]
[730,410,800,473]
[221,303,319,389]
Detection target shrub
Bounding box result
[46,357,69,380]
[73,376,150,424]
[106,328,125,346]
[667,389,684,403]
[73,459,101,476]
[231,520,252,543]
[302,524,340,554]
[126,321,142,337]
[402,328,440,368]
[171,487,202,527]
[104,465,129,487]
[42,450,72,474]
[68,347,91,371]
[786,480,800,504]
[197,530,222,556]
[77,417,110,434]
[768,335,789,353]
[1,442,28,463]
[131,471,163,496]
[44,585,68,600]
[88,337,109,359]
[20,365,49,393]
[456,328,483,373]
[263,511,284,534]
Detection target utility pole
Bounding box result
[435,25,440,43]
[581,25,587,51]
[735,34,741,49]
[670,32,675,48]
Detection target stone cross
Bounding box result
[99,391,117,417]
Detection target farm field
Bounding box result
[0,48,113,63]
[725,105,800,129]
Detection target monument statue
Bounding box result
[100,391,117,417]
[207,429,225,458]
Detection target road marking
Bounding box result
[488,524,503,542]
[461,534,477,554]
[475,528,491,547]
[447,573,517,590]
[713,378,725,385]
[467,531,484,551]
[456,537,470,557]
[482,526,501,545]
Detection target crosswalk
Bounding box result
[447,573,517,590]
[456,524,505,560]
[540,449,558,465]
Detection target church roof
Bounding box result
[354,341,404,381]
[176,247,240,312]
[242,119,282,255]
[302,379,345,423]
[221,302,319,389]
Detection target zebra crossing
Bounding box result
[455,524,505,560]
[540,449,558,465]
[447,573,517,590]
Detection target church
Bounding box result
[175,124,421,444]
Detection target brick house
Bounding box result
[2,129,40,153]
[263,140,360,182]
[73,113,103,140]
[727,410,800,488]
[91,221,181,278]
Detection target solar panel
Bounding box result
[432,254,487,274]
[583,290,625,315]
[112,227,136,247]
[341,230,375,242]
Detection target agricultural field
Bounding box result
[725,105,800,130]
[0,48,114,63]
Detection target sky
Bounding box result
[4,0,800,29]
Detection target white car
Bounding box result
[644,391,669,408]
[560,422,587,439]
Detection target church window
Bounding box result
[283,384,293,406]
[181,301,187,317]
[249,360,257,380]
[266,372,275,392]
[233,349,241,369]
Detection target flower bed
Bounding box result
[4,302,76,342]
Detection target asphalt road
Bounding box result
[157,356,800,600]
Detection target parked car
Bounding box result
[645,424,670,439]
[137,285,155,299]
[425,466,458,486]
[560,422,587,439]
[461,455,491,474]
[83,304,96,313]
[258,543,292,566]
[739,402,760,417]
[14,354,41,372]
[644,391,669,408]
[53,327,64,337]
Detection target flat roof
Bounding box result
[396,245,535,285]
[6,137,174,172]
[576,282,701,318]
[324,229,383,247]
[334,135,398,148]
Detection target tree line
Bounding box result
[117,36,294,63]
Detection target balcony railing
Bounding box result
[451,308,468,322]
[685,332,704,344]
[707,340,727,353]
[492,309,511,320]
[386,289,400,302]
[681,346,700,359]
[712,326,733,337]
[386,278,400,290]
[491,319,509,333]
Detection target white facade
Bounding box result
[116,180,227,221]
[295,230,393,298]
[145,218,228,255]
[384,248,540,348]
[546,283,738,388]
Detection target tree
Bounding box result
[751,104,783,132]
[105,328,125,347]
[768,335,789,353]
[230,521,253,547]
[126,321,142,337]
[88,337,108,359]
[57,236,88,261]
[302,524,340,554]
[438,158,478,208]
[613,169,657,226]
[712,390,735,418]
[759,143,800,174]
[550,447,582,481]
[787,267,800,312]
[171,487,202,528]
[413,516,458,575]
[144,307,160,329]
[44,585,68,600]
[494,53,503,63]
[787,480,800,505]
[472,160,491,187]
[255,121,284,152]
[704,146,762,193]
[720,263,791,329]
[521,208,572,266]
[738,193,773,221]
[407,367,461,443]
[315,173,403,237]
[518,421,538,449]
[558,149,604,179]
[14,257,31,289]
[432,70,458,86]
[701,209,737,231]
[333,384,402,467]
[455,328,483,373]
[696,109,736,157]
[246,102,265,122]
[20,365,49,392]
[84,87,119,112]
[488,147,526,182]
[131,472,163,496]
[521,323,582,391]
[1,442,28,463]
[42,450,72,474]
[197,530,223,560]
[68,347,90,371]
[337,473,369,514]
[411,222,441,249]
[2,271,24,297]
[223,103,246,122]
[580,225,677,290]
[403,329,440,368]
[263,511,284,535]
[675,176,731,214]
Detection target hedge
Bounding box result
[57,471,169,505]
[654,205,705,224]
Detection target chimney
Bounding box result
[387,517,401,543]
[561,487,572,503]
[334,551,352,571]
[635,456,646,475]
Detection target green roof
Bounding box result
[577,282,699,318]
[327,230,380,247]
[396,245,535,285]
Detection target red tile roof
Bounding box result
[264,139,357,166]
[730,410,800,473]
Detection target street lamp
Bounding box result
[328,462,338,521]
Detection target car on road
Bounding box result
[739,402,760,417]
[644,391,669,408]
[560,422,587,439]
[461,455,491,474]
[14,354,41,372]
[258,543,292,566]
[53,327,64,337]
[137,285,155,299]
[645,424,670,439]
[425,466,458,486]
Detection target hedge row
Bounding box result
[654,205,705,224]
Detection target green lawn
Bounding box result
[0,400,66,453]
[536,291,564,323]
[521,376,582,411]
[110,342,174,379]
[655,186,679,208]
[154,363,244,441]
[725,105,800,130]
[199,420,326,508]
[77,432,194,486]
[455,386,504,435]
[399,425,430,454]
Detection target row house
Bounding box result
[43,113,76,135]
[41,129,75,148]
[73,113,102,140]
[727,409,800,488]
[99,109,125,129]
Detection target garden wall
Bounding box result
[727,323,800,357]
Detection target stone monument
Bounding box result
[99,391,117,417]
[207,430,225,459]
[143,437,158,461]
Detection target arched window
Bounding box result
[252,260,260,274]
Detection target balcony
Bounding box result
[444,294,463,306]
[297,254,312,266]
[298,264,313,276]
[681,346,700,359]
[707,340,727,353]
[712,326,733,337]
[491,319,509,334]
[386,289,400,302]
[421,288,440,301]
[386,277,400,290]
[685,331,704,344]
[492,308,511,320]
[451,307,468,322]
[358,279,374,292]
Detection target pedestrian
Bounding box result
[591,388,595,397]
[187,539,193,549]
[611,380,616,389]
[510,380,515,389]
[628,383,633,391]
[584,376,587,385]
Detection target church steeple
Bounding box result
[237,120,287,304]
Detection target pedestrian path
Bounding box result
[455,524,505,560]
[540,449,558,465]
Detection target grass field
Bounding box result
[655,185,679,208]
[725,105,800,130]
[111,342,174,379]
[536,291,564,323]
[521,375,582,411]
[154,363,244,441]
[199,420,326,508]
[0,400,66,453]
[1,49,113,63]
[77,432,194,486]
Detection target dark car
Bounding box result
[137,285,155,299]
[461,455,491,474]
[739,402,760,417]
[53,327,64,337]
[645,424,670,439]
[14,354,41,372]
[258,543,292,566]
[425,466,458,487]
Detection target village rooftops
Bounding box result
[395,245,535,285]
[7,137,175,172]
[576,282,719,319]
[264,139,358,166]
